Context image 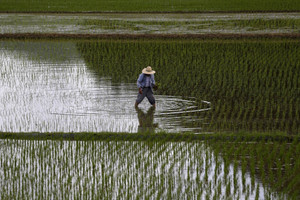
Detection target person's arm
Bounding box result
[151,74,155,85]
[137,74,144,94]
[137,74,144,88]
[151,74,158,91]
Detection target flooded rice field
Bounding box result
[1,38,299,134]
[0,12,299,35]
[0,40,210,133]
[0,139,285,199]
[0,38,299,199]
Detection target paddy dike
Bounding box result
[0,131,298,142]
[1,33,300,39]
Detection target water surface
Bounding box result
[1,13,299,35]
[0,139,283,199]
[0,40,210,133]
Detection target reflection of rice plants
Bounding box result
[1,138,294,199]
[77,38,299,134]
[209,138,300,199]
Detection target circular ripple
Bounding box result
[0,41,211,133]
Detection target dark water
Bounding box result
[0,40,210,133]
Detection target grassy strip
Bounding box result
[0,132,298,142]
[1,11,300,14]
[1,0,300,12]
[1,33,300,39]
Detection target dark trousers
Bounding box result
[136,87,155,105]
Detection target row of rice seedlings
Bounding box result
[5,38,298,134]
[1,0,299,12]
[79,18,300,32]
[76,38,299,134]
[208,137,300,199]
[0,138,285,199]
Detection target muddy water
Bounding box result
[0,40,210,133]
[0,139,283,199]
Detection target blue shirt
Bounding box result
[145,76,151,87]
[137,74,155,88]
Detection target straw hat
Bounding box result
[142,66,155,74]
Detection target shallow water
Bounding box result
[0,139,284,199]
[1,13,299,34]
[0,40,210,133]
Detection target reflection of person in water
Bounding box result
[135,106,158,133]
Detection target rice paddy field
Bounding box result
[77,38,300,134]
[0,136,299,199]
[1,1,300,199]
[1,37,299,199]
[1,0,300,12]
[1,38,299,134]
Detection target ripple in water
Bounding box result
[0,40,210,133]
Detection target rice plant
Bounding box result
[0,137,293,199]
[77,38,300,134]
[0,0,299,12]
[209,137,300,199]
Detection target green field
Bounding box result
[1,0,300,198]
[209,137,300,199]
[0,134,299,199]
[77,38,300,134]
[1,1,300,196]
[1,38,299,134]
[1,0,300,12]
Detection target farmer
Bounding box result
[135,66,156,107]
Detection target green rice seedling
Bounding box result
[77,38,299,134]
[76,17,300,34]
[1,38,299,199]
[1,0,300,12]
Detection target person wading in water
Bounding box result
[135,66,157,108]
